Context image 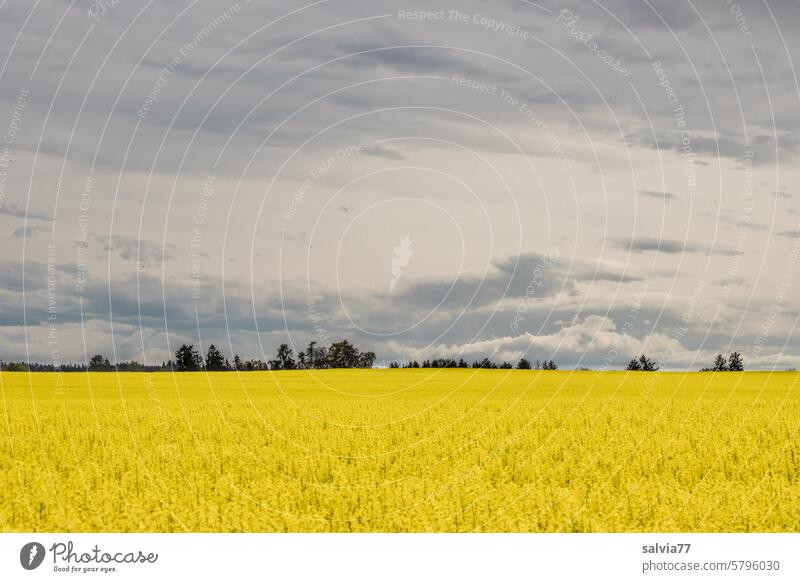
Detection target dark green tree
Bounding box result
[473,358,496,369]
[205,344,227,371]
[244,358,268,371]
[270,344,296,370]
[728,351,744,371]
[175,344,203,371]
[517,358,532,370]
[304,342,315,368]
[305,341,328,369]
[88,354,111,371]
[712,354,728,372]
[638,354,658,371]
[542,359,558,370]
[327,340,359,368]
[357,351,376,368]
[1,361,28,371]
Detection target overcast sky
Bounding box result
[0,0,798,369]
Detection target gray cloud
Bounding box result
[621,238,736,256]
[639,190,676,202]
[12,225,49,238]
[0,261,49,292]
[363,143,406,160]
[102,235,175,266]
[0,203,50,221]
[386,251,638,317]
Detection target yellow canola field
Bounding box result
[1,370,798,532]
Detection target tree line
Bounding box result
[0,348,747,373]
[172,339,377,371]
[699,352,744,372]
[0,358,172,372]
[0,340,376,372]
[390,357,558,370]
[627,352,745,372]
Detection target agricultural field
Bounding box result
[0,370,798,532]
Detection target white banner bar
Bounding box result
[1,533,797,581]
